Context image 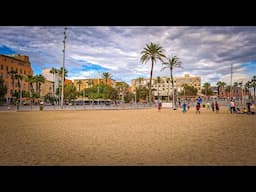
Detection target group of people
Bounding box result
[229,99,255,114]
[157,96,222,115]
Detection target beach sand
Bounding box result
[0,108,255,165]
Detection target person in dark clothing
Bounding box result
[211,101,215,112]
[215,101,219,113]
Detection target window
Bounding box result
[6,66,8,71]
[0,64,3,70]
[11,67,13,71]
[24,70,26,75]
[20,69,22,74]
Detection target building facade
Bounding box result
[73,78,115,92]
[131,74,201,101]
[0,54,33,102]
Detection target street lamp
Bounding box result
[61,26,67,109]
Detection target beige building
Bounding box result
[131,74,201,101]
[73,78,115,92]
[40,80,53,97]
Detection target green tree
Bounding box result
[33,75,45,98]
[202,82,212,96]
[140,42,165,106]
[115,82,129,102]
[64,84,77,103]
[178,84,198,97]
[161,56,182,108]
[102,72,112,85]
[24,75,35,98]
[216,81,226,97]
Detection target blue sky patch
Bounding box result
[0,45,17,55]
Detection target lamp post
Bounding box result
[61,26,67,109]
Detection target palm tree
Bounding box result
[58,67,68,82]
[161,56,182,109]
[245,81,251,98]
[50,67,58,97]
[166,77,170,102]
[203,82,211,97]
[34,75,45,98]
[77,80,82,92]
[102,72,111,85]
[24,75,35,97]
[216,81,226,97]
[140,42,165,106]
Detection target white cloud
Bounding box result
[0,26,255,86]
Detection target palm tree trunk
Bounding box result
[149,59,154,106]
[157,82,159,103]
[168,80,170,102]
[170,68,175,109]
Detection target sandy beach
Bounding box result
[0,108,255,165]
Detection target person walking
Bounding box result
[196,102,200,114]
[158,101,162,112]
[211,101,215,112]
[215,101,219,113]
[182,101,187,113]
[230,100,235,114]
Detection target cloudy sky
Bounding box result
[0,26,255,86]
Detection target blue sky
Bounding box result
[0,26,255,85]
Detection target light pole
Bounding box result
[61,26,67,109]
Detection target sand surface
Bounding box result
[0,108,255,165]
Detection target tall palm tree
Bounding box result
[140,42,165,106]
[161,56,182,109]
[77,80,82,93]
[216,81,226,97]
[166,77,170,102]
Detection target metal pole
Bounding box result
[61,27,67,109]
[98,72,100,105]
[230,63,233,98]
